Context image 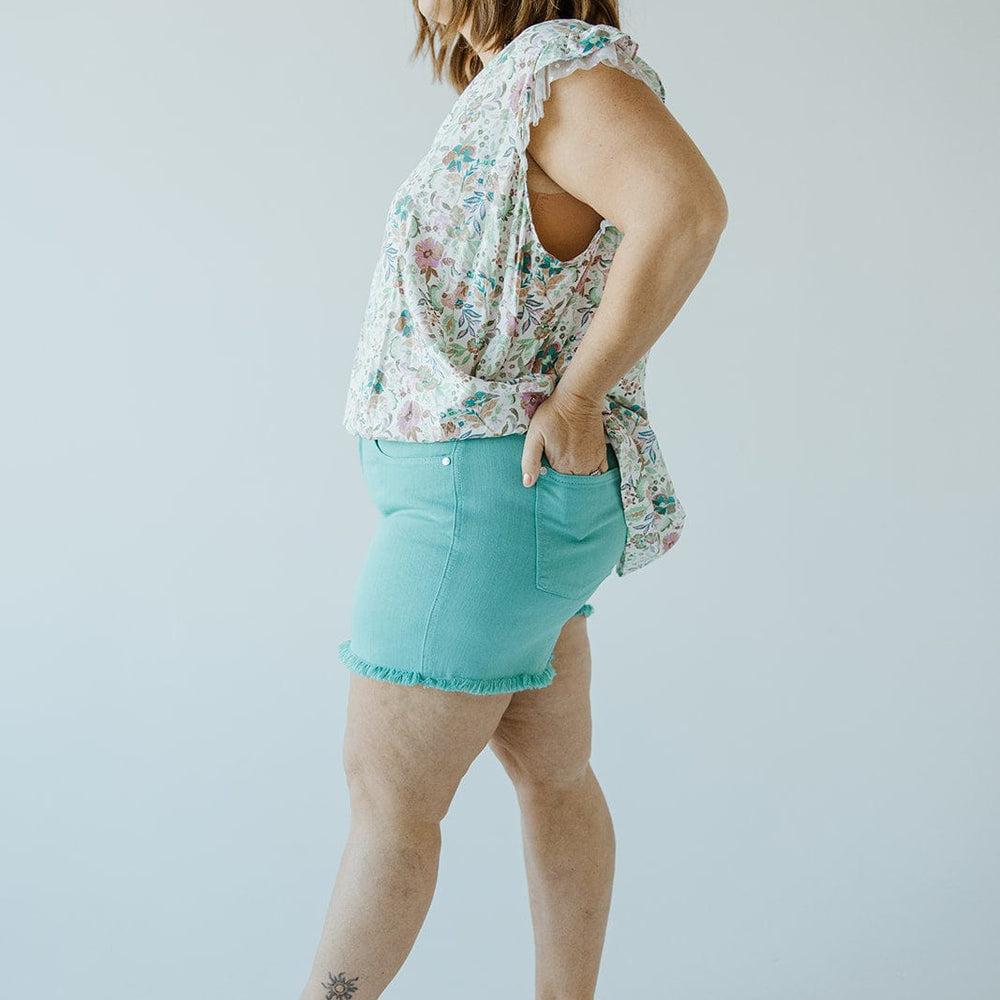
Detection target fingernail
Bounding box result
[523,472,532,487]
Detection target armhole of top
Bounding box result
[514,22,665,265]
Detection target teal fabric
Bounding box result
[339,432,626,695]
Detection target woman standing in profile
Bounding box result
[298,2,726,998]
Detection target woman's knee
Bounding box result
[340,673,511,822]
[490,731,592,792]
[341,747,458,822]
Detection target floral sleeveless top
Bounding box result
[342,17,686,577]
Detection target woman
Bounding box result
[299,2,727,998]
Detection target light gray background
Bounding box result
[2,2,997,998]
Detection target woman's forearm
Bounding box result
[552,210,726,408]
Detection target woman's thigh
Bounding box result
[487,614,593,787]
[342,672,513,822]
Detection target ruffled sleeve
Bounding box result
[519,18,666,132]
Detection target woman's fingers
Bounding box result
[521,429,546,487]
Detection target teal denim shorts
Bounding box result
[338,432,626,695]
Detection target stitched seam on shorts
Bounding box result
[418,451,461,671]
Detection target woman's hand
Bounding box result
[521,387,608,487]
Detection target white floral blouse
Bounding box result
[342,17,686,577]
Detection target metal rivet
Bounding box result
[539,466,547,475]
[441,456,451,465]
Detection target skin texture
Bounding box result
[298,618,606,1000]
[298,8,726,999]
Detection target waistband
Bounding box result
[361,433,618,470]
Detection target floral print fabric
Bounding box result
[342,17,686,576]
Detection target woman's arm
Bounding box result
[520,60,727,484]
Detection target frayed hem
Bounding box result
[573,603,595,618]
[337,640,556,695]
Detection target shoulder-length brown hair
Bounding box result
[411,0,621,94]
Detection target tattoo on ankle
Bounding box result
[321,971,360,999]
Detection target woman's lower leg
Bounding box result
[514,764,616,1000]
[296,804,442,1000]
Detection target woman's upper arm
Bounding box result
[526,60,728,234]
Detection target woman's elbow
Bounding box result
[616,172,728,241]
[622,193,727,244]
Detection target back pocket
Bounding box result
[533,470,626,601]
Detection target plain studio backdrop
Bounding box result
[1,2,997,998]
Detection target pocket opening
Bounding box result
[372,437,460,461]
